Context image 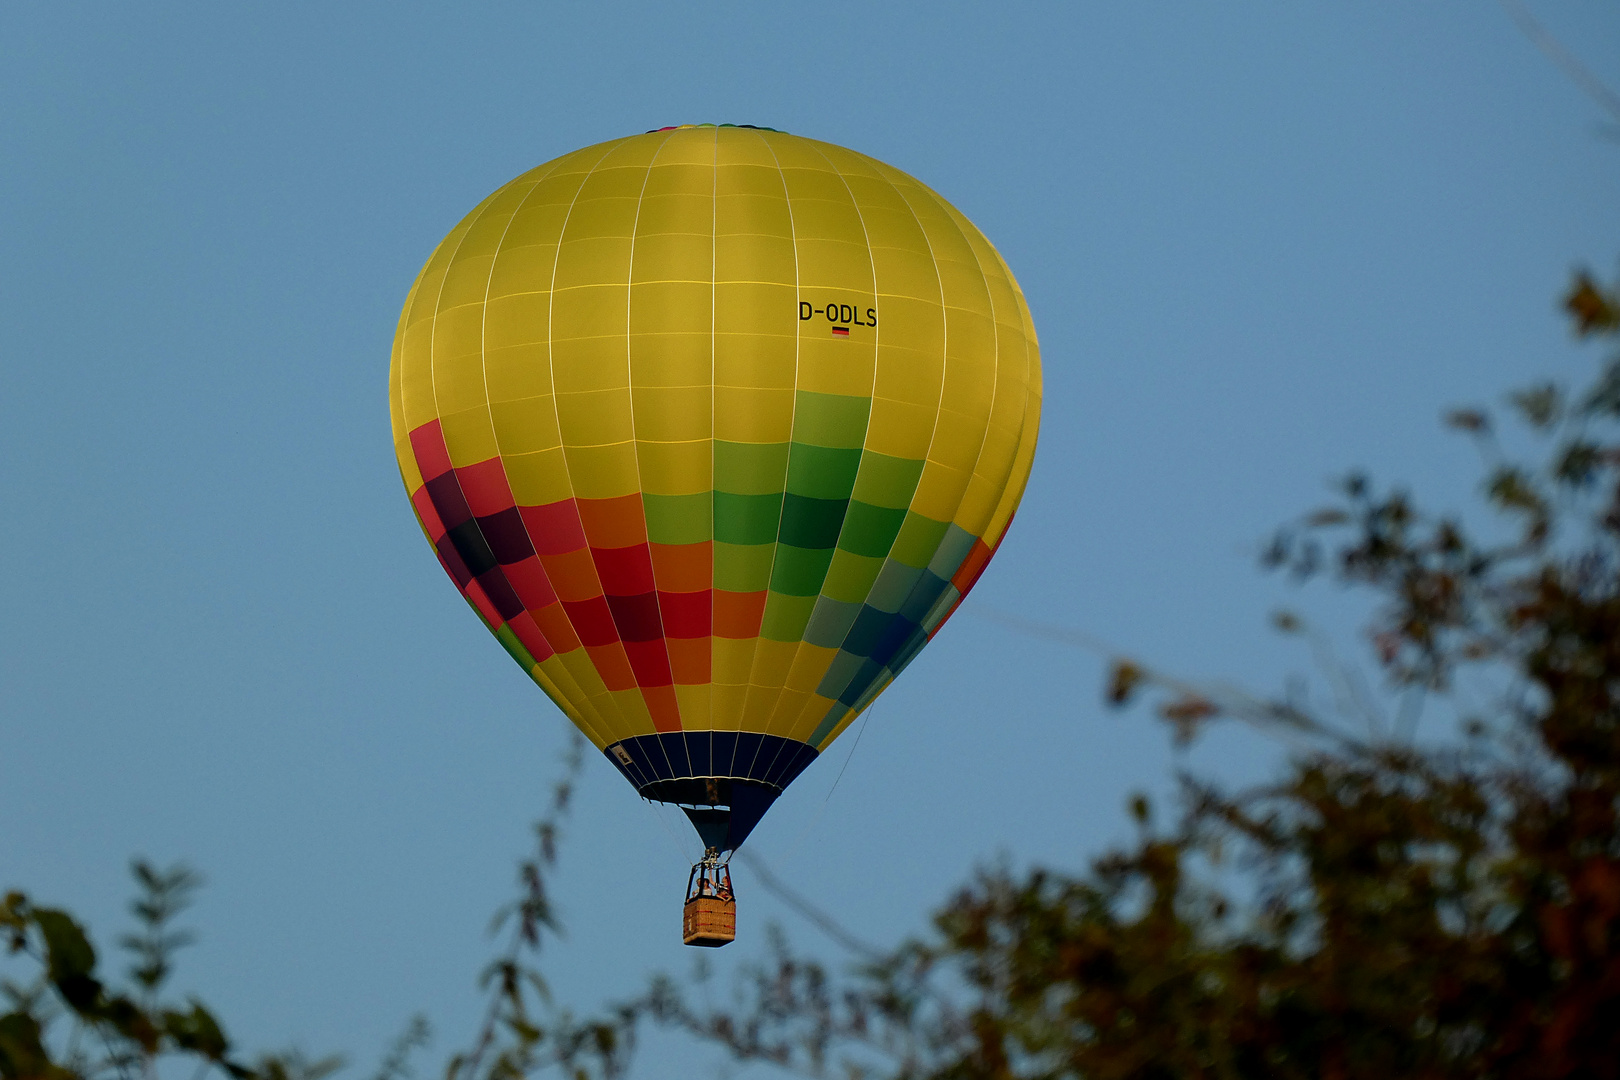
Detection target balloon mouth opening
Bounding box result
[644,778,782,853]
[640,776,775,806]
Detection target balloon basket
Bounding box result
[683,849,736,947]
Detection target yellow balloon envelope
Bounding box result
[390,125,1041,850]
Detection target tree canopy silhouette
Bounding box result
[643,268,1620,1080]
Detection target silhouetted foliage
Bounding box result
[0,734,630,1080]
[1,860,342,1080]
[641,270,1620,1079]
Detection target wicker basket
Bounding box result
[682,895,736,947]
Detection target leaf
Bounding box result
[1129,795,1151,824]
[1271,610,1302,634]
[1582,359,1620,417]
[1565,270,1619,336]
[165,1001,230,1060]
[1509,384,1562,429]
[32,909,101,1013]
[1105,661,1143,707]
[1444,408,1490,433]
[1485,466,1548,524]
[0,1013,43,1079]
[1553,440,1601,487]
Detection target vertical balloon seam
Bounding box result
[969,241,1039,550]
[392,183,503,489]
[806,151,954,746]
[509,141,630,745]
[929,194,1026,576]
[999,267,1045,541]
[974,251,1039,554]
[418,178,561,724]
[493,156,610,735]
[740,138,848,757]
[540,140,644,749]
[476,152,609,748]
[727,128,802,784]
[705,126,719,738]
[710,129,734,776]
[800,153,954,750]
[443,152,618,738]
[755,135,881,748]
[804,166,975,748]
[510,158,626,745]
[787,152,907,748]
[722,128,777,786]
[981,271,1043,553]
[621,128,689,758]
[847,173,1011,727]
[893,181,1019,662]
[590,135,685,751]
[760,137,886,751]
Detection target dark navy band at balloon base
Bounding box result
[603,732,820,851]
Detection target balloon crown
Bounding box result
[645,123,784,133]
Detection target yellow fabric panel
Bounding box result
[982,382,1043,549]
[440,406,500,467]
[910,458,973,523]
[428,306,489,417]
[630,280,710,335]
[714,289,795,378]
[483,341,554,405]
[740,683,779,729]
[553,236,633,292]
[710,682,747,732]
[632,386,710,441]
[555,388,633,446]
[716,129,777,168]
[630,232,711,281]
[873,335,946,406]
[787,197,865,240]
[559,441,639,500]
[712,637,754,686]
[551,286,628,357]
[395,435,423,495]
[865,396,936,461]
[930,401,991,472]
[397,316,439,431]
[635,438,710,496]
[763,688,813,738]
[627,333,710,387]
[798,334,876,399]
[490,396,563,457]
[747,638,798,691]
[607,686,655,733]
[653,126,718,167]
[674,683,713,728]
[530,657,605,748]
[715,194,793,237]
[553,647,619,724]
[715,281,795,335]
[785,643,839,692]
[714,386,793,443]
[503,447,573,506]
[485,249,557,323]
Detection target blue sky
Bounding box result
[3,2,1618,1075]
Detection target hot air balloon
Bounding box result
[389,124,1041,945]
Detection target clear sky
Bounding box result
[3,2,1617,1076]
